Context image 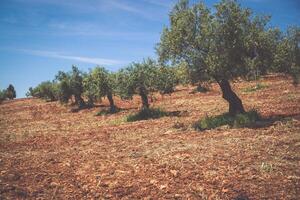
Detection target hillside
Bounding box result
[0,74,300,199]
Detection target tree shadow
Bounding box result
[70,104,95,113]
[125,108,189,122]
[250,113,300,129]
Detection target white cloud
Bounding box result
[19,49,124,65]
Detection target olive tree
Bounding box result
[6,84,16,100]
[116,58,175,110]
[274,26,300,84]
[56,66,86,108]
[27,81,58,101]
[0,89,6,103]
[115,59,156,109]
[155,66,177,94]
[83,67,117,112]
[157,0,298,116]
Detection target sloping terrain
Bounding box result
[0,74,300,199]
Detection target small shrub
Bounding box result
[194,110,261,131]
[242,83,268,93]
[194,113,233,130]
[260,162,273,173]
[126,108,167,122]
[0,89,6,103]
[234,110,261,128]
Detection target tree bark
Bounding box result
[218,79,245,116]
[75,95,85,109]
[139,87,149,110]
[107,92,116,112]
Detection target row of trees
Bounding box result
[27,0,299,116]
[0,84,16,103]
[26,61,179,112]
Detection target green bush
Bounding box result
[194,110,261,131]
[27,81,58,101]
[6,84,16,100]
[126,108,167,122]
[0,89,6,103]
[234,110,261,127]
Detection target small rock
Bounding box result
[170,170,178,177]
[159,185,167,190]
[150,179,158,184]
[64,162,71,167]
[50,182,59,187]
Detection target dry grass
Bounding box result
[0,74,300,199]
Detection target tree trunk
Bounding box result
[139,87,149,110]
[218,79,245,116]
[87,96,94,107]
[107,92,116,112]
[75,95,85,109]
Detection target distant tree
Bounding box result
[26,87,34,97]
[157,0,299,116]
[116,58,176,110]
[69,66,86,108]
[6,84,16,100]
[83,67,117,112]
[274,26,300,85]
[56,71,72,104]
[56,66,86,108]
[155,65,177,94]
[115,59,155,110]
[83,72,98,106]
[27,81,58,101]
[0,89,6,103]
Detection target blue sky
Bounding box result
[0,0,299,98]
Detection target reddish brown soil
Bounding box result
[0,74,300,199]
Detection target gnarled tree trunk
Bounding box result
[139,87,149,110]
[74,95,85,109]
[107,92,116,113]
[218,79,245,116]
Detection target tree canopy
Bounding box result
[115,58,177,109]
[6,84,16,100]
[83,66,116,112]
[26,81,58,101]
[55,66,86,108]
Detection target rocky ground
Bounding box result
[0,74,299,199]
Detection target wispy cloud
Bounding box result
[12,0,164,21]
[104,0,165,21]
[141,0,175,8]
[47,21,160,39]
[18,49,125,65]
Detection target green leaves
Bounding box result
[274,26,300,85]
[83,66,114,105]
[115,58,177,108]
[54,66,85,106]
[157,0,292,82]
[27,81,58,101]
[5,84,16,100]
[115,58,157,100]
